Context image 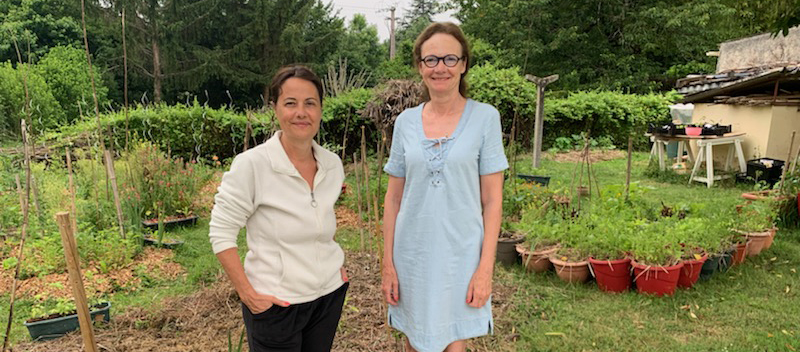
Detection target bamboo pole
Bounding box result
[779,131,796,192]
[2,121,32,352]
[244,111,252,152]
[374,130,387,235]
[104,150,126,239]
[55,212,99,352]
[67,147,79,234]
[353,153,365,251]
[360,127,372,242]
[625,135,633,202]
[30,174,41,220]
[340,115,350,161]
[122,9,130,151]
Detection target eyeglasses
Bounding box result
[420,54,464,68]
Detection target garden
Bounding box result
[2,0,800,351]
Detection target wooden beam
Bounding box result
[55,212,98,352]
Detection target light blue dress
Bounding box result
[384,99,509,351]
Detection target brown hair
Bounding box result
[268,65,324,105]
[412,22,471,100]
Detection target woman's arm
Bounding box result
[217,248,289,313]
[381,176,405,305]
[467,171,504,308]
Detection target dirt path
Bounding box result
[11,250,519,351]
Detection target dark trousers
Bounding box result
[242,282,348,352]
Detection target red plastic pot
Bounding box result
[631,261,684,296]
[589,257,632,293]
[677,253,708,289]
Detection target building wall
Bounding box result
[769,106,800,163]
[717,27,800,73]
[691,104,774,163]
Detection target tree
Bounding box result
[329,14,383,85]
[455,0,762,92]
[35,45,109,123]
[0,0,83,62]
[0,62,64,136]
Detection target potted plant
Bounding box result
[121,142,211,238]
[586,214,634,293]
[24,299,111,341]
[497,223,525,266]
[736,200,777,256]
[674,218,711,289]
[630,219,684,296]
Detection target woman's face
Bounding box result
[274,77,322,143]
[418,33,466,97]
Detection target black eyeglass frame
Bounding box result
[420,54,465,68]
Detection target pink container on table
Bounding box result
[685,126,702,136]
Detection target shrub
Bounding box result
[0,62,64,137]
[35,45,109,124]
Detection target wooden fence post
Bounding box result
[55,212,98,352]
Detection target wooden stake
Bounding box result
[67,147,79,234]
[2,121,32,352]
[340,115,350,161]
[354,153,365,251]
[375,130,387,234]
[244,111,252,152]
[625,135,633,202]
[122,9,130,151]
[780,131,796,192]
[30,174,42,220]
[361,127,372,242]
[104,150,126,239]
[55,212,99,352]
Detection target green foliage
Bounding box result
[329,15,384,85]
[53,102,276,161]
[120,141,214,221]
[0,0,83,63]
[545,90,679,150]
[35,45,109,124]
[321,88,375,154]
[468,63,537,144]
[0,62,64,136]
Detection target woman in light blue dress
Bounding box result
[381,22,508,352]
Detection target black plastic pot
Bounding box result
[516,174,550,186]
[699,249,734,281]
[142,214,199,231]
[143,236,185,249]
[24,302,111,341]
[496,236,524,266]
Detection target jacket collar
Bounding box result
[265,131,334,177]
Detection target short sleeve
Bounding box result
[384,113,407,177]
[479,107,509,175]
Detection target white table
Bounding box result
[687,133,746,188]
[648,134,695,171]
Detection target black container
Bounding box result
[746,158,785,184]
[648,122,676,136]
[142,214,199,230]
[701,124,732,136]
[517,174,550,186]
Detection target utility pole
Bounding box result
[525,74,559,168]
[389,7,396,59]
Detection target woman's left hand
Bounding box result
[340,266,349,282]
[466,267,492,308]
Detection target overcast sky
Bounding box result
[326,0,458,41]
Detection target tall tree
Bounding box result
[456,0,762,92]
[330,14,383,84]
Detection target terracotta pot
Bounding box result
[550,256,590,283]
[516,244,559,273]
[677,253,708,289]
[588,257,632,293]
[746,231,771,256]
[631,260,684,296]
[762,227,777,250]
[731,240,749,265]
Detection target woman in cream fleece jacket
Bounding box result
[209,65,348,352]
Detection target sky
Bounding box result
[327,0,459,41]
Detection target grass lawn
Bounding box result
[2,151,799,351]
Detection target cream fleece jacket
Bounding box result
[209,131,345,304]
